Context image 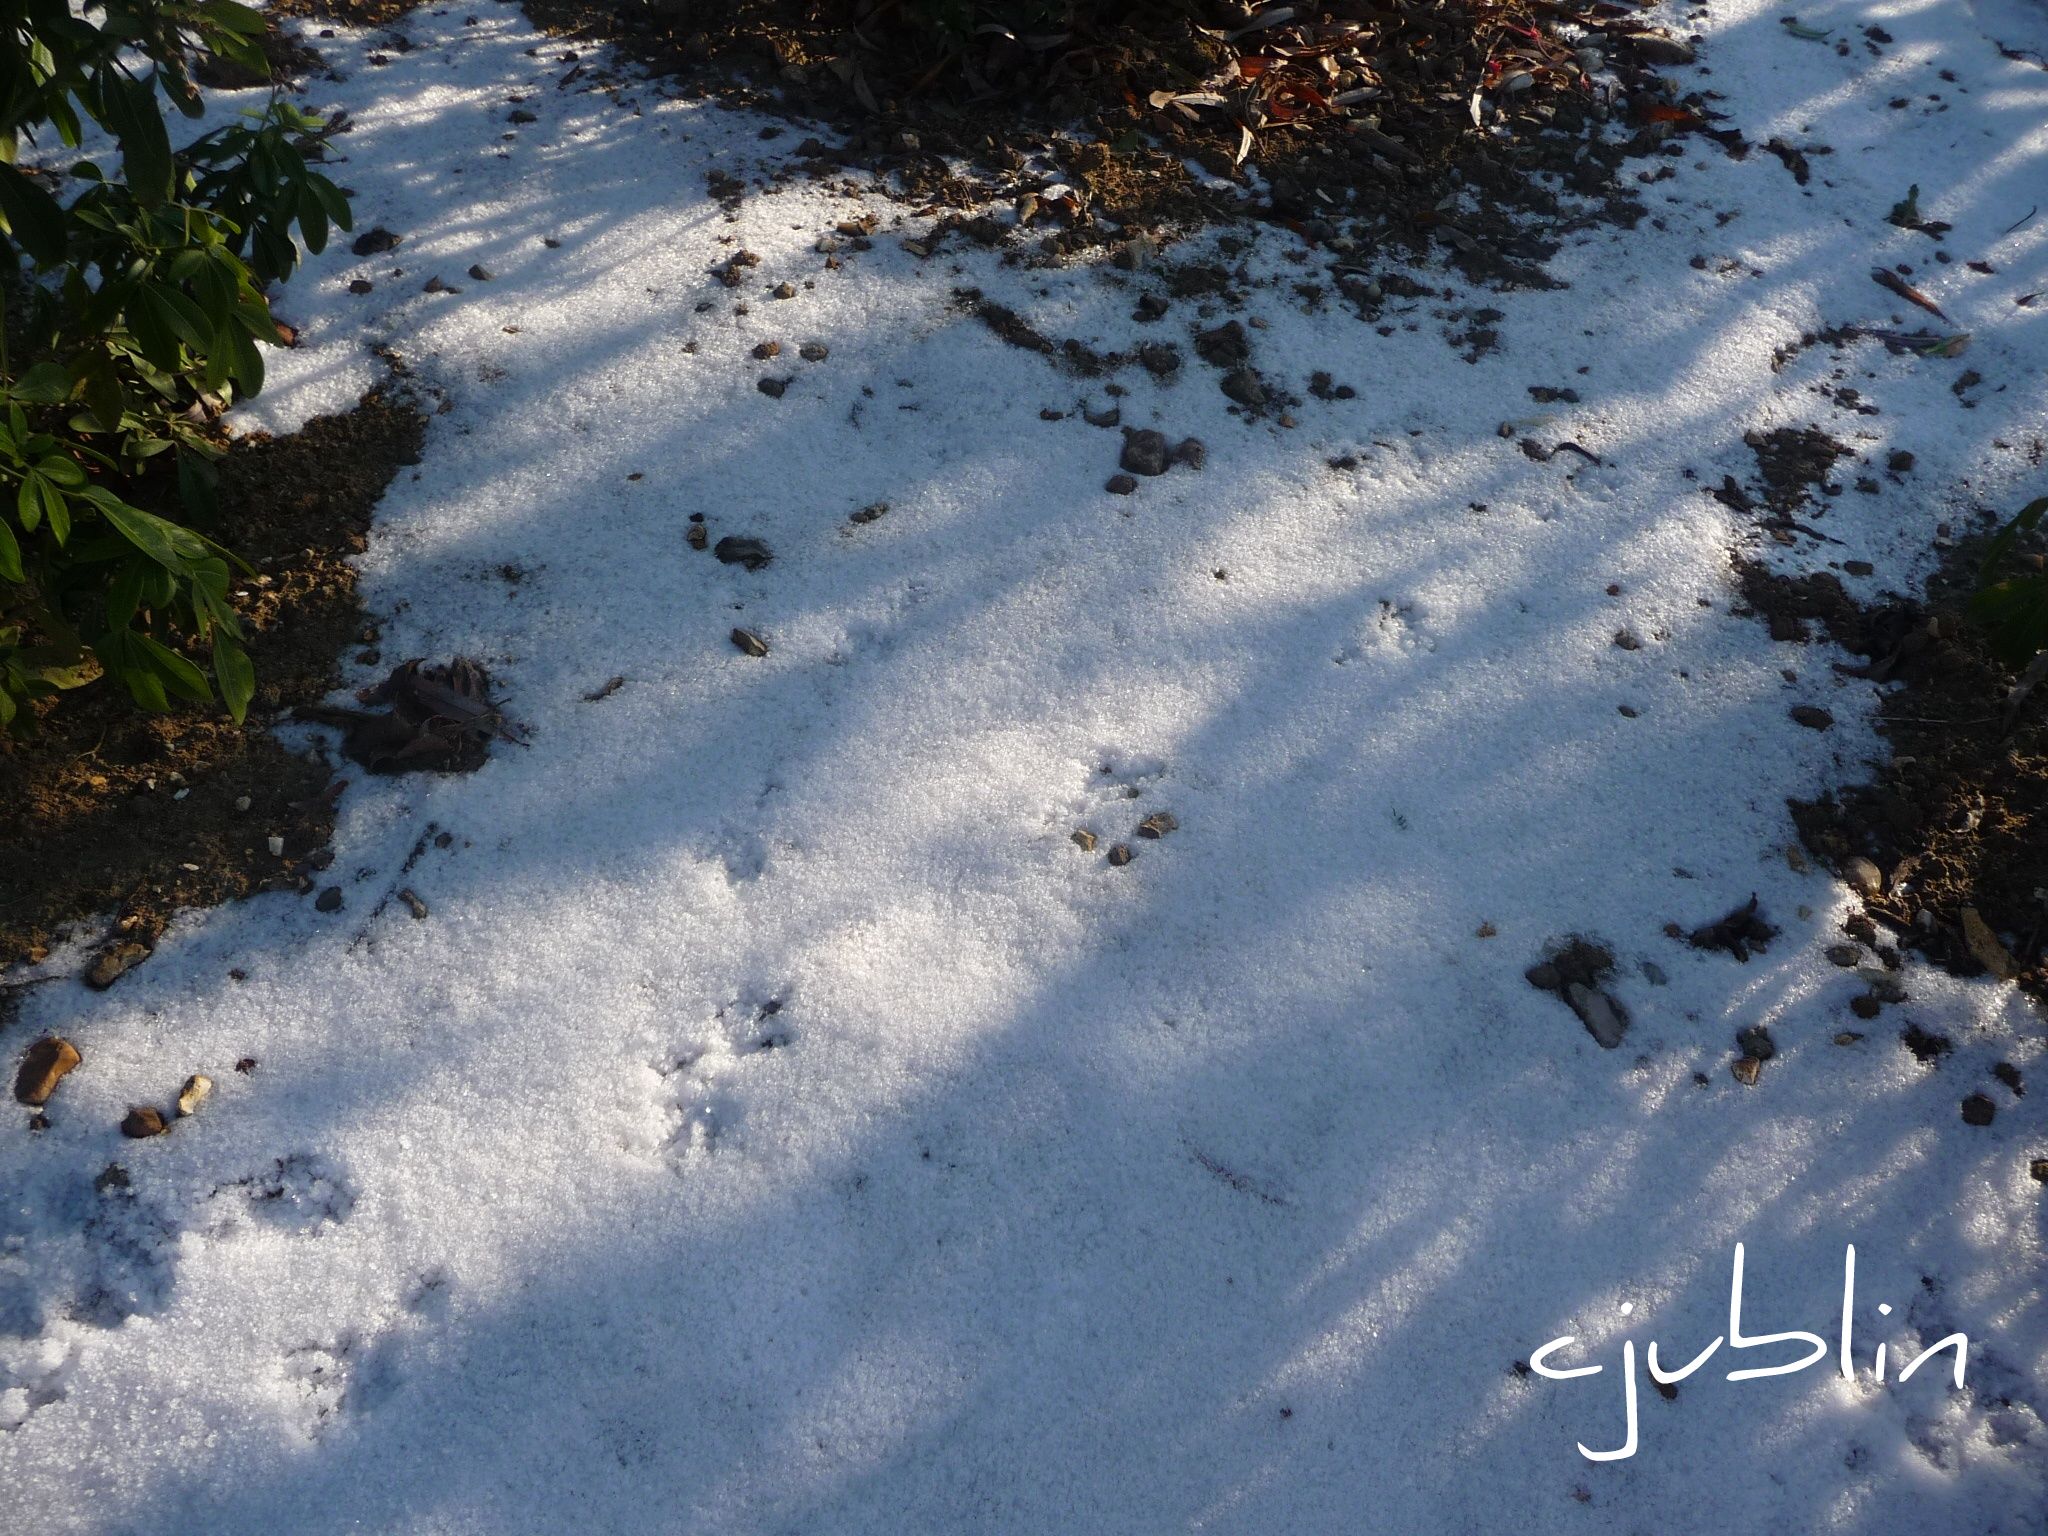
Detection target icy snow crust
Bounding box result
[3,0,2045,1529]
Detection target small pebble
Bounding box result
[1960,1093,1995,1127]
[315,886,344,913]
[121,1106,167,1139]
[1071,829,1097,853]
[1107,844,1134,867]
[176,1074,212,1117]
[13,1037,81,1107]
[1732,1056,1762,1086]
[731,628,769,657]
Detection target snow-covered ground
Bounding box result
[5,0,2047,1529]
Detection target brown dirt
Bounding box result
[0,394,424,974]
[1736,541,2048,999]
[516,0,1686,278]
[271,0,425,28]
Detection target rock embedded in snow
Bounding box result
[1071,829,1097,853]
[1136,812,1178,839]
[121,1106,167,1139]
[1105,474,1137,496]
[468,263,494,281]
[1171,437,1206,470]
[1790,705,1834,730]
[1138,343,1180,377]
[85,942,150,991]
[13,1037,81,1106]
[1120,430,1170,477]
[1564,981,1630,1050]
[176,1074,213,1117]
[730,628,769,657]
[1731,1055,1762,1086]
[714,536,773,570]
[1107,843,1134,867]
[1220,368,1266,408]
[351,226,401,256]
[1961,1093,1996,1127]
[315,887,344,913]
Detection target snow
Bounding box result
[4,0,2046,1529]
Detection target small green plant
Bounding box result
[1971,495,2048,671]
[0,1,349,730]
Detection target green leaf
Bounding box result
[296,179,329,254]
[106,560,145,629]
[0,165,66,265]
[17,473,42,532]
[0,517,22,582]
[135,632,212,703]
[308,172,352,232]
[34,454,85,489]
[121,662,171,712]
[83,489,211,573]
[221,318,264,395]
[146,283,215,354]
[41,479,69,544]
[10,363,73,405]
[105,73,175,205]
[213,631,253,722]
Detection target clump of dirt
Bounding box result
[0,393,424,972]
[1736,545,2048,997]
[1746,425,1849,512]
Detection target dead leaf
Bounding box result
[1872,267,1949,321]
[1961,907,2019,980]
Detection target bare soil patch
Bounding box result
[0,395,424,974]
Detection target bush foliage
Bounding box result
[0,1,348,729]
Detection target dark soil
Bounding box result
[0,394,424,974]
[1736,539,2048,999]
[516,0,1690,280]
[272,0,425,27]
